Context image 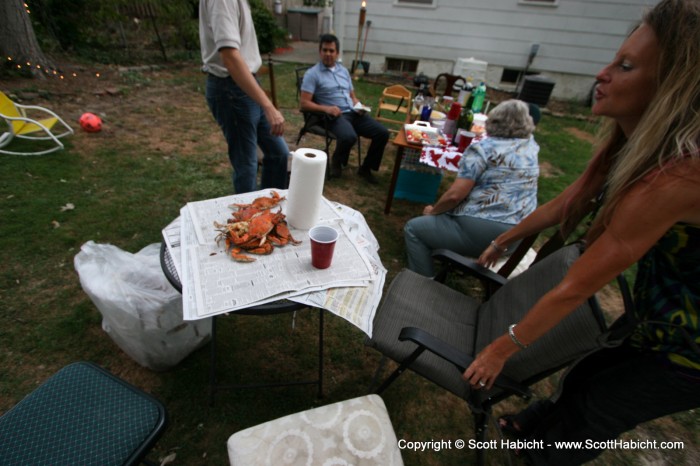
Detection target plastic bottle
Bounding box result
[457,106,474,134]
[419,102,433,122]
[471,82,487,113]
[457,78,474,107]
[413,85,426,117]
[439,95,453,114]
[443,102,461,144]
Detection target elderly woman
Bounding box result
[464,1,700,463]
[403,99,539,277]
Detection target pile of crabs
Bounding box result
[214,191,300,262]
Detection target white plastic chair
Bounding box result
[0,91,74,156]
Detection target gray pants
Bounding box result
[403,213,513,277]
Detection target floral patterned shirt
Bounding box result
[451,136,539,224]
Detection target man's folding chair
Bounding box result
[294,66,362,170]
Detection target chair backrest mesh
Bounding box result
[475,244,607,382]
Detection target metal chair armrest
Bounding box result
[432,249,508,287]
[398,326,531,398]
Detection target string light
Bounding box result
[3,55,105,82]
[7,6,100,79]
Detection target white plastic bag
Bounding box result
[74,240,211,371]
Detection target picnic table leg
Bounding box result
[384,145,404,214]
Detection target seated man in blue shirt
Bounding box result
[300,34,389,183]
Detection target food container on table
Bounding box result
[429,111,446,123]
[404,121,447,146]
[432,119,446,133]
[470,113,488,136]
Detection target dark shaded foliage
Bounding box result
[23,0,286,62]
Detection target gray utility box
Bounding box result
[287,7,323,42]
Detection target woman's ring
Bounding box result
[478,380,486,387]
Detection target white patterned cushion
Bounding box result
[227,395,404,465]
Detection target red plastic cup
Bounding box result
[447,102,462,120]
[309,225,339,269]
[457,130,475,152]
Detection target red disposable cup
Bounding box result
[309,225,339,269]
[457,130,475,152]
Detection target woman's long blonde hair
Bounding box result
[562,0,700,241]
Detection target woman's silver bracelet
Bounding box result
[508,324,528,350]
[490,240,508,253]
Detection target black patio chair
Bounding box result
[432,228,567,300]
[429,73,466,100]
[366,244,612,465]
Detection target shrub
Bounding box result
[250,0,288,54]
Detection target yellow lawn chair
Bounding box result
[0,91,74,156]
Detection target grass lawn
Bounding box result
[1,59,697,465]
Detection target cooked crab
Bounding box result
[215,193,300,262]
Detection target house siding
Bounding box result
[334,0,658,102]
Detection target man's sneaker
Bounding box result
[358,166,378,185]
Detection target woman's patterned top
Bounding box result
[630,223,700,375]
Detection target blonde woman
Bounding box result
[463,1,700,463]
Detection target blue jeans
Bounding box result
[206,74,289,193]
[404,213,513,276]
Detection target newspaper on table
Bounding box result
[289,202,386,336]
[162,189,386,336]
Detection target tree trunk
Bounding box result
[0,0,55,78]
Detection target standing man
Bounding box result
[300,34,389,183]
[199,0,289,193]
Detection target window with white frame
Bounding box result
[396,0,435,5]
[519,0,559,6]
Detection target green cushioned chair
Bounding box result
[0,361,167,466]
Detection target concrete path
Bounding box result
[271,41,318,65]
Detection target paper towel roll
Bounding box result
[286,148,327,229]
